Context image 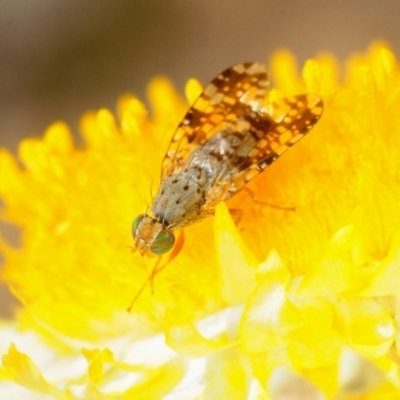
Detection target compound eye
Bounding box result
[151,230,175,255]
[132,214,146,237]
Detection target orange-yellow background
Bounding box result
[0,0,399,317]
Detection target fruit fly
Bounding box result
[128,62,323,309]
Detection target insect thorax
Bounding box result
[151,122,261,228]
[151,167,206,228]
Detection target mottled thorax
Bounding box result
[152,171,207,227]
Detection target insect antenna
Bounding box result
[149,179,157,200]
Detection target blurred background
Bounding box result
[0,0,399,317]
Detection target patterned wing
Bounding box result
[161,62,270,179]
[204,93,324,206]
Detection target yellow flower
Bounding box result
[1,42,400,398]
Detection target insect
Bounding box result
[132,62,323,257]
[128,63,323,310]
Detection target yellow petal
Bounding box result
[2,343,67,398]
[214,202,258,304]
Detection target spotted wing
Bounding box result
[161,62,270,179]
[204,93,324,207]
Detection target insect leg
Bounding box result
[166,229,185,265]
[228,208,243,225]
[242,186,296,211]
[126,231,185,312]
[126,258,161,312]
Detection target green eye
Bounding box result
[132,214,145,236]
[151,230,175,254]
